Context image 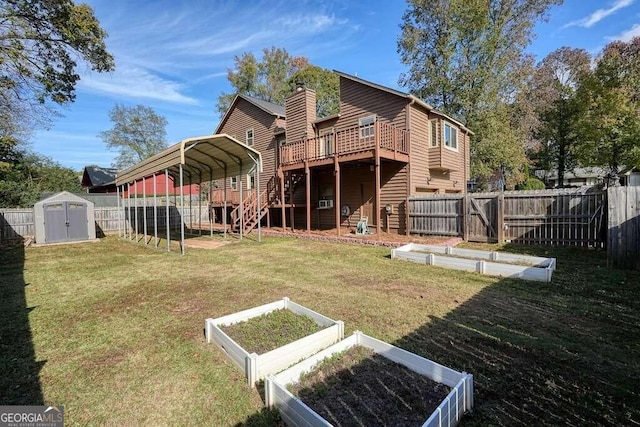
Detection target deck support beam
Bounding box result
[279,169,285,232]
[305,162,310,233]
[334,156,341,236]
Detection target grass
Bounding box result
[219,309,324,354]
[0,235,639,425]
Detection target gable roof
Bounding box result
[333,70,473,135]
[215,94,285,134]
[82,166,117,188]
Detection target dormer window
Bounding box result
[444,123,458,150]
[246,129,254,146]
[359,116,376,139]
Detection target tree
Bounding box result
[286,65,340,117]
[99,104,168,170]
[397,0,561,184]
[528,47,591,186]
[0,0,114,124]
[217,47,309,116]
[574,38,640,185]
[0,147,82,207]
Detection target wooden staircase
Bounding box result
[230,172,304,235]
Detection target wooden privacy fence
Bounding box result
[409,188,607,247]
[607,186,640,269]
[0,207,209,241]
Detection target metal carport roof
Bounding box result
[115,134,262,185]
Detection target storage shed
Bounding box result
[34,192,96,244]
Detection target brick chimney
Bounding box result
[284,86,316,142]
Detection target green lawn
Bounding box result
[1,235,639,426]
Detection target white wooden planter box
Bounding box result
[391,243,556,282]
[265,331,473,427]
[205,297,344,386]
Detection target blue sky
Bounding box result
[32,0,640,170]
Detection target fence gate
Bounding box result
[44,201,89,243]
[467,196,498,243]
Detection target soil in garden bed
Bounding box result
[289,346,451,426]
[220,309,325,354]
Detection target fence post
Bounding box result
[497,193,505,244]
[463,194,470,241]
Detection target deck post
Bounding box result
[289,172,295,232]
[334,156,341,236]
[375,120,381,239]
[305,162,310,233]
[279,169,286,232]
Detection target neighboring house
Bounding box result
[212,71,472,236]
[539,167,639,188]
[82,165,199,196]
[82,166,118,193]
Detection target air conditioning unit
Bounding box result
[318,199,334,209]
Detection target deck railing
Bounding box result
[279,122,409,166]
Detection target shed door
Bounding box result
[44,201,88,243]
[44,203,68,243]
[66,202,88,240]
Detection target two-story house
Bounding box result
[211,71,472,237]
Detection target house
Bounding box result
[81,166,118,193]
[211,71,472,236]
[82,165,199,196]
[539,167,640,188]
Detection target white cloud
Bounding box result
[563,0,634,28]
[606,23,640,41]
[78,66,198,105]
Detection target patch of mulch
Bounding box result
[289,346,450,426]
[220,309,325,354]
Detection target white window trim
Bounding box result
[247,173,255,190]
[444,122,459,152]
[246,128,254,146]
[230,176,238,190]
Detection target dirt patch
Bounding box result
[183,239,231,249]
[220,309,326,354]
[289,346,450,426]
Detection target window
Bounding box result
[319,128,334,157]
[444,123,458,150]
[230,176,238,190]
[359,116,376,139]
[246,129,254,146]
[430,120,439,147]
[247,174,255,190]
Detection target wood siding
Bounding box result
[285,88,316,142]
[336,78,407,131]
[217,98,279,197]
[409,104,469,194]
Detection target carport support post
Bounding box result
[143,176,148,245]
[179,164,185,255]
[127,183,131,240]
[165,169,170,252]
[223,167,227,239]
[198,171,203,236]
[117,186,121,238]
[209,177,213,238]
[134,181,138,242]
[153,173,158,248]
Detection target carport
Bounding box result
[115,134,262,254]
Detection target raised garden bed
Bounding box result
[205,297,344,386]
[391,243,556,282]
[266,331,474,427]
